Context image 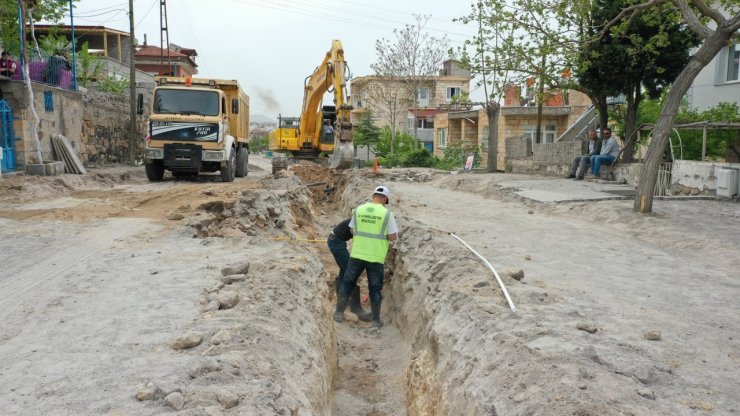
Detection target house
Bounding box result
[433,87,592,169]
[135,42,198,77]
[686,42,740,110]
[349,60,472,150]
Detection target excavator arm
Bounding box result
[298,40,354,169]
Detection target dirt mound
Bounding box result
[189,175,317,239]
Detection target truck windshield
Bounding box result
[153,89,220,116]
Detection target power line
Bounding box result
[136,0,159,29]
[250,0,472,39]
[227,0,468,45]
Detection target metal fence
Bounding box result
[10,57,75,90]
[655,162,672,196]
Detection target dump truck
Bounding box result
[143,76,250,182]
[268,39,354,172]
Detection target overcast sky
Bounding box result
[67,0,484,118]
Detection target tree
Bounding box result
[372,14,448,142]
[362,78,408,149]
[456,0,573,170]
[0,0,75,56]
[629,0,740,213]
[352,111,381,159]
[575,0,699,161]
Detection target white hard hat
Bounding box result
[373,185,391,200]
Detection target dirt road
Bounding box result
[0,161,737,415]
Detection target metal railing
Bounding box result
[11,58,75,90]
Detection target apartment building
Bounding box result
[349,60,471,150]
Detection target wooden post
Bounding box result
[128,0,137,164]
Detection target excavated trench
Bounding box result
[173,165,622,415]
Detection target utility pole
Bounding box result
[128,0,137,163]
[159,0,171,75]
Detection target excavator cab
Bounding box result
[320,106,337,146]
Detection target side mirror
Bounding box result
[231,98,239,114]
[136,93,144,115]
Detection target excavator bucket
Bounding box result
[330,142,354,169]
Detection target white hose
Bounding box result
[450,233,516,312]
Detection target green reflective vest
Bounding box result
[351,202,392,263]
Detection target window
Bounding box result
[727,43,740,82]
[416,118,434,129]
[438,128,447,148]
[523,124,557,145]
[446,87,462,101]
[153,89,220,116]
[417,88,430,106]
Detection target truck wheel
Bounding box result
[235,147,249,177]
[221,147,236,182]
[145,161,165,181]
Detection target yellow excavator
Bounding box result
[268,39,354,172]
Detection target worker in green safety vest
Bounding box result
[334,185,398,328]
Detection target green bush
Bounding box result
[435,139,481,170]
[400,148,438,167]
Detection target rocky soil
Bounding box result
[0,159,738,415]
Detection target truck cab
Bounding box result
[143,77,250,182]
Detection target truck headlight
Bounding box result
[203,151,225,161]
[144,148,163,159]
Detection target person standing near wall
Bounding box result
[334,185,398,329]
[0,51,17,77]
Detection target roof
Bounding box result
[136,45,198,68]
[136,45,190,59]
[412,109,440,119]
[33,24,130,37]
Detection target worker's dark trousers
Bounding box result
[327,236,350,291]
[339,257,384,305]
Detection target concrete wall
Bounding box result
[671,160,740,195]
[686,43,740,111]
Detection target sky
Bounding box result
[65,0,485,119]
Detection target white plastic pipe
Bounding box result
[450,233,516,312]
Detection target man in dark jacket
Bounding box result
[327,218,372,321]
[568,129,602,180]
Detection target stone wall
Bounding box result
[82,90,138,164]
[671,160,740,195]
[505,135,531,160]
[2,79,151,169]
[2,81,83,167]
[532,141,582,165]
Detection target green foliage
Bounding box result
[94,75,129,94]
[436,139,481,170]
[0,1,77,57]
[254,135,269,152]
[76,41,102,88]
[374,127,420,159]
[401,148,437,167]
[353,111,381,154]
[674,103,740,161]
[38,30,70,58]
[627,97,740,161]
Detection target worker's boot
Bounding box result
[349,287,372,322]
[371,302,384,329]
[333,293,349,323]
